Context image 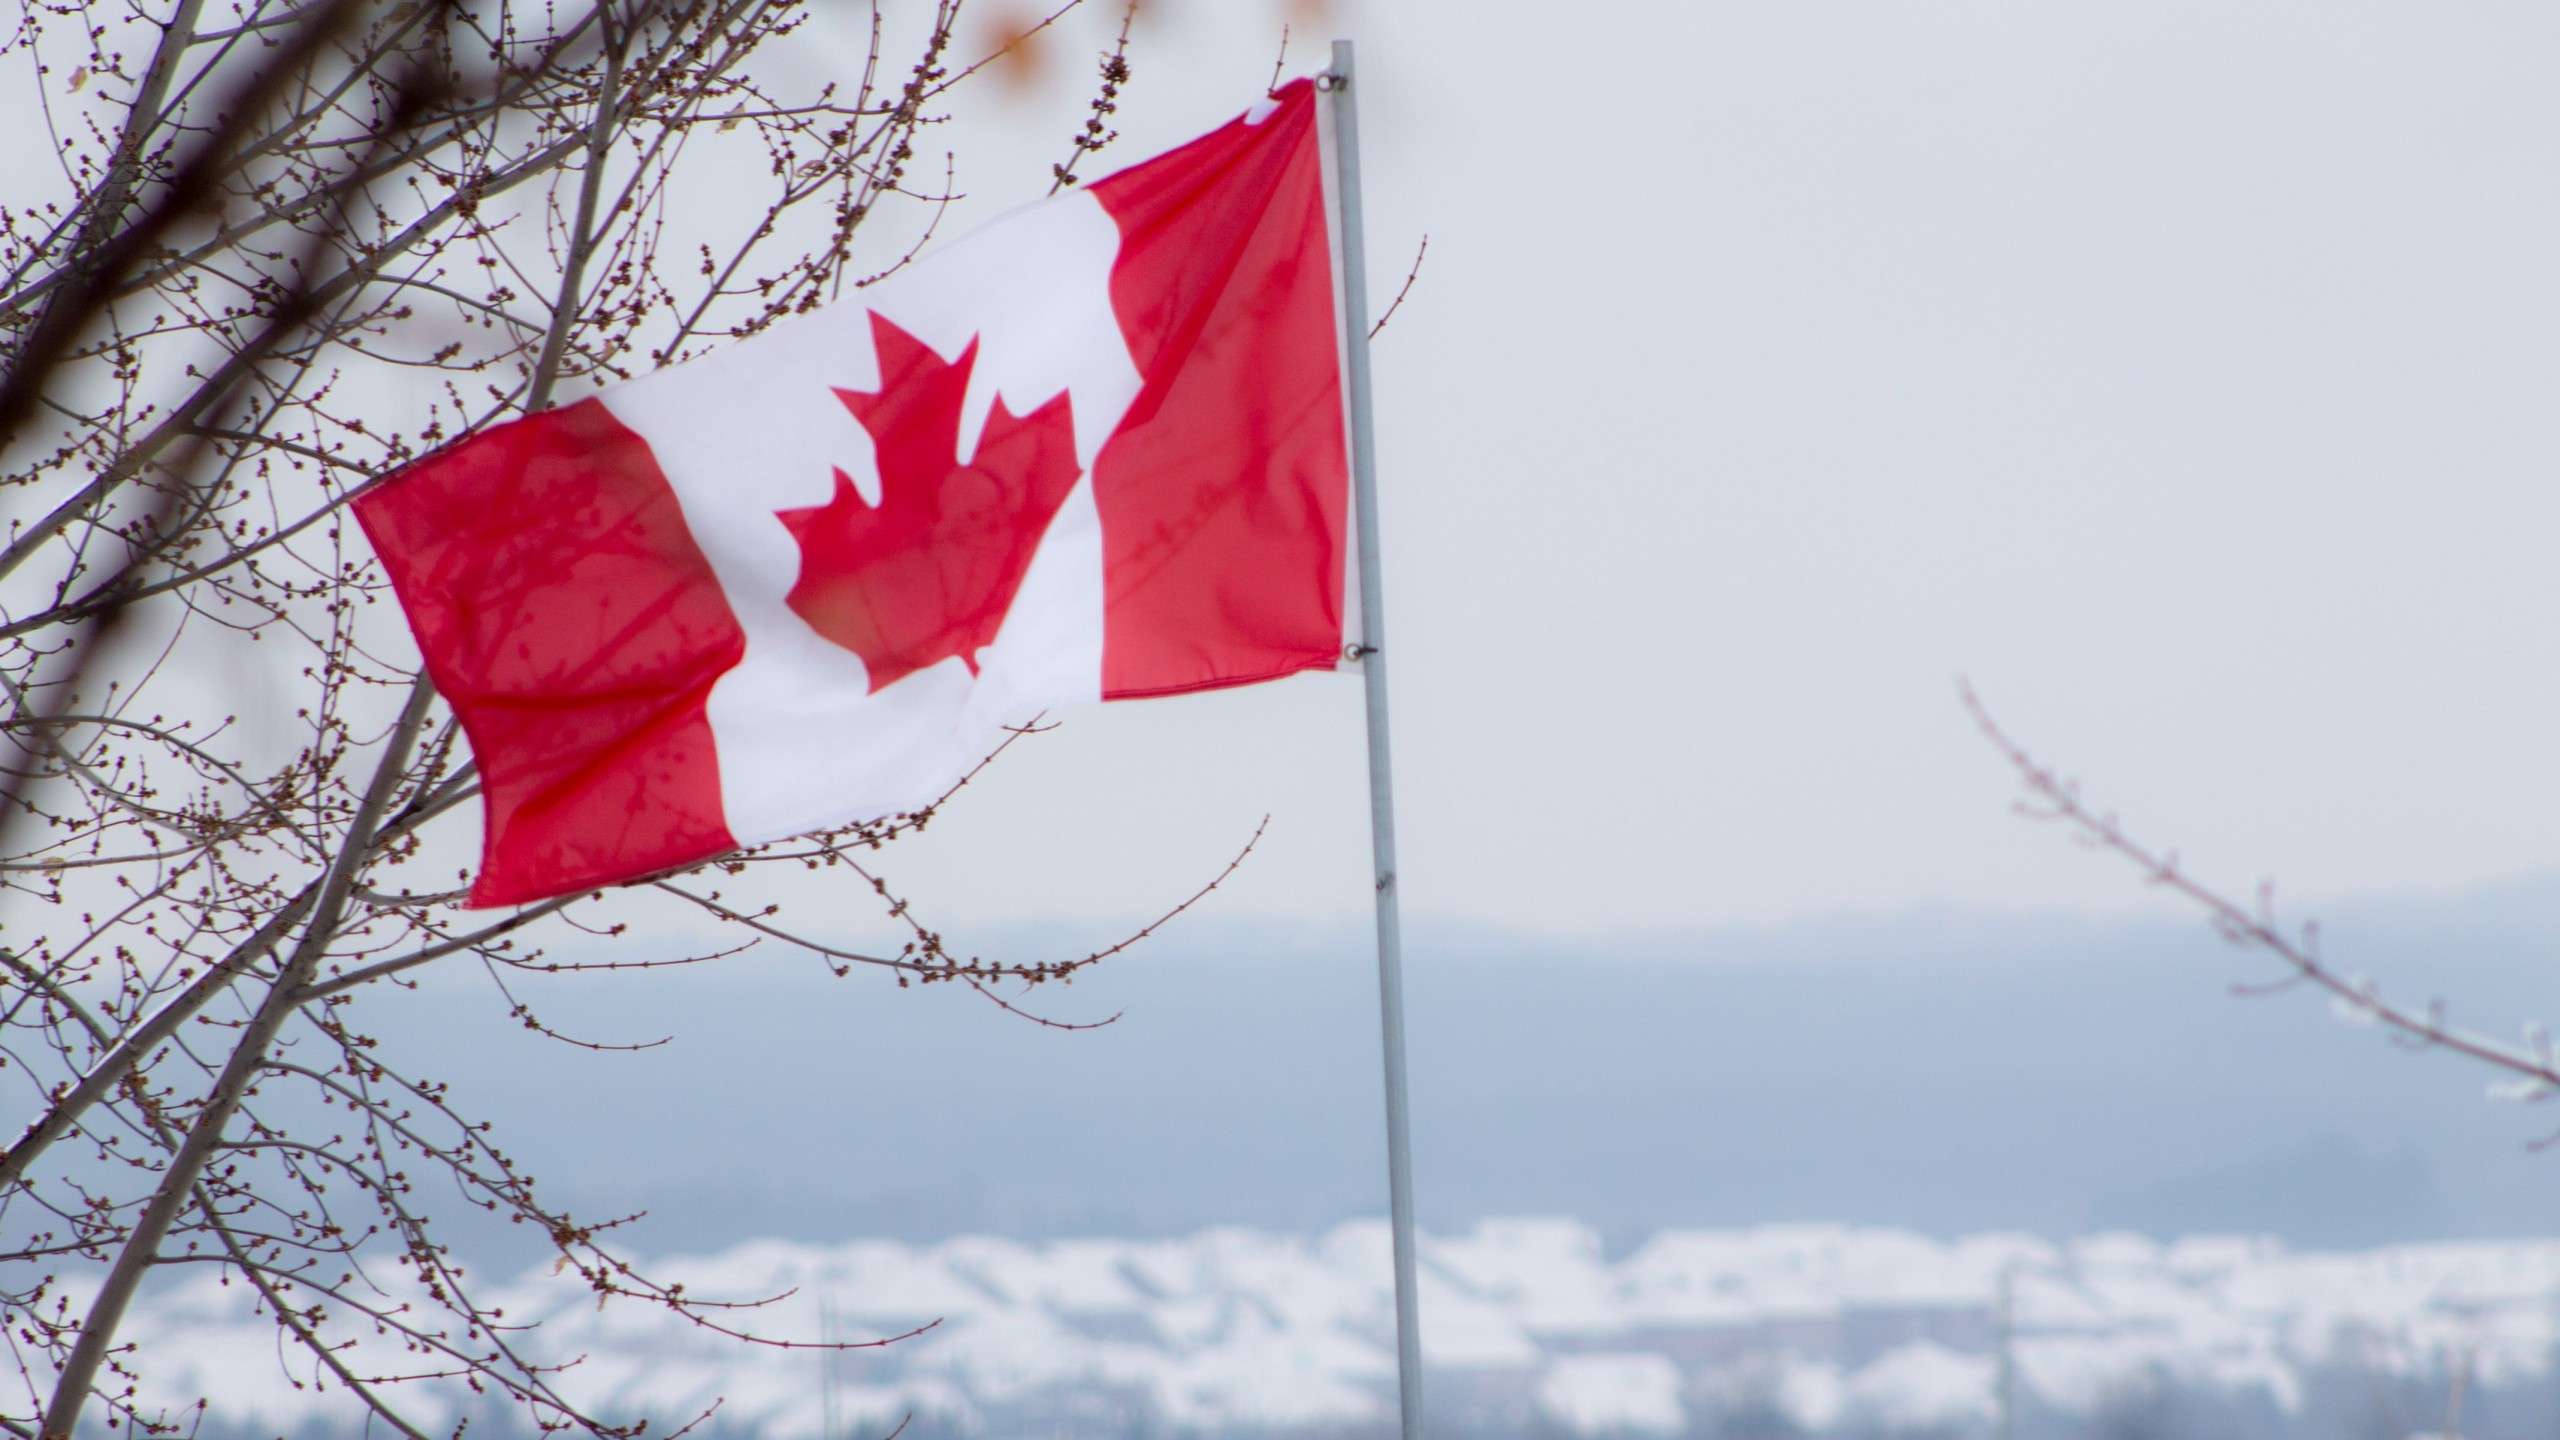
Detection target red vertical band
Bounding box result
[354,398,743,907]
[1089,79,1350,699]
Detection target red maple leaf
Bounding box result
[776,312,1080,694]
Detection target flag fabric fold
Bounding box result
[357,81,1349,907]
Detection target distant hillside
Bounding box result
[344,884,2560,1268]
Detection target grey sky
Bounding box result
[15,3,2551,944]
[770,0,2560,945]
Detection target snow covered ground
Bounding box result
[115,1219,2560,1437]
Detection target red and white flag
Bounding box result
[359,81,1352,907]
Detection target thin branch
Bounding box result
[1963,677,2560,1097]
[1368,233,1428,339]
[1048,1,1132,194]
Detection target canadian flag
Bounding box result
[359,80,1353,907]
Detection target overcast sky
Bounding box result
[19,2,2557,949]
[722,0,2560,950]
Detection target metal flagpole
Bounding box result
[1322,39,1425,1440]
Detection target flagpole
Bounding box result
[1323,39,1426,1440]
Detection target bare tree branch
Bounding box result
[1964,678,2560,1106]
